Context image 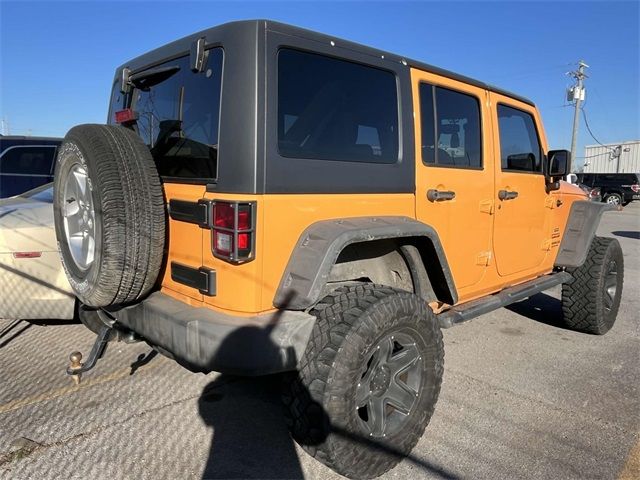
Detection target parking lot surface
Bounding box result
[1,203,638,480]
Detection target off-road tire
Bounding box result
[282,284,444,479]
[53,124,165,308]
[561,236,623,334]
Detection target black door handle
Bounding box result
[498,190,519,200]
[427,189,456,202]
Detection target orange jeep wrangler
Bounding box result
[53,20,623,479]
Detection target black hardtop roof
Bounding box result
[119,19,534,107]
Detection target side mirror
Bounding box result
[547,150,570,177]
[545,149,570,191]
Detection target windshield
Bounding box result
[109,48,223,183]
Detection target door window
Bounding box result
[419,83,482,168]
[497,104,542,173]
[0,146,57,175]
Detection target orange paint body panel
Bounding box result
[159,68,584,317]
[160,183,205,302]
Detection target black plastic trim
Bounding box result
[554,201,615,268]
[168,199,212,228]
[274,216,457,310]
[171,262,217,296]
[438,271,572,328]
[111,291,315,375]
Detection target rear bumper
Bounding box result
[112,292,316,376]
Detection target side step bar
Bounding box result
[438,271,573,329]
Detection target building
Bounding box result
[582,140,640,173]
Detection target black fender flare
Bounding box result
[273,216,457,310]
[555,200,615,268]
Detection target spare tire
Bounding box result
[53,124,165,308]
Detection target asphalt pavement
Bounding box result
[1,203,638,480]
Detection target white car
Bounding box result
[0,183,75,319]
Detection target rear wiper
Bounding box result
[129,65,180,91]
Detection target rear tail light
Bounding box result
[590,188,600,197]
[631,184,639,193]
[211,201,256,263]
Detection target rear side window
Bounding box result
[0,146,56,175]
[277,48,399,164]
[125,47,223,182]
[497,104,542,172]
[419,83,482,168]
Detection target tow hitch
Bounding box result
[67,325,114,384]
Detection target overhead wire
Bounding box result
[580,107,617,154]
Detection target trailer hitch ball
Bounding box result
[68,351,84,385]
[65,326,112,384]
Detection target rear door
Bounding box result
[412,70,495,296]
[111,48,224,302]
[490,93,551,277]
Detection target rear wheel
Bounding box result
[604,193,622,206]
[283,284,444,479]
[561,236,624,334]
[53,124,165,308]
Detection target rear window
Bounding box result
[277,48,399,164]
[112,48,223,182]
[0,146,56,175]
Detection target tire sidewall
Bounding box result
[596,240,623,330]
[324,293,443,469]
[53,138,105,304]
[605,193,622,205]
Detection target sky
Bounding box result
[1,0,638,169]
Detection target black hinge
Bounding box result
[168,199,212,228]
[171,262,216,296]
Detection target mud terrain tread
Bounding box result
[283,284,444,479]
[561,236,623,334]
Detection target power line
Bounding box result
[580,107,617,153]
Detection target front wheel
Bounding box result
[561,236,624,334]
[283,284,444,479]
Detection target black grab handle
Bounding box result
[427,189,456,202]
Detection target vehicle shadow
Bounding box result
[505,292,570,330]
[611,230,640,240]
[197,321,458,479]
[0,319,33,348]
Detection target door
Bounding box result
[412,70,494,294]
[490,93,551,277]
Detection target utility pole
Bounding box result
[568,60,588,168]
